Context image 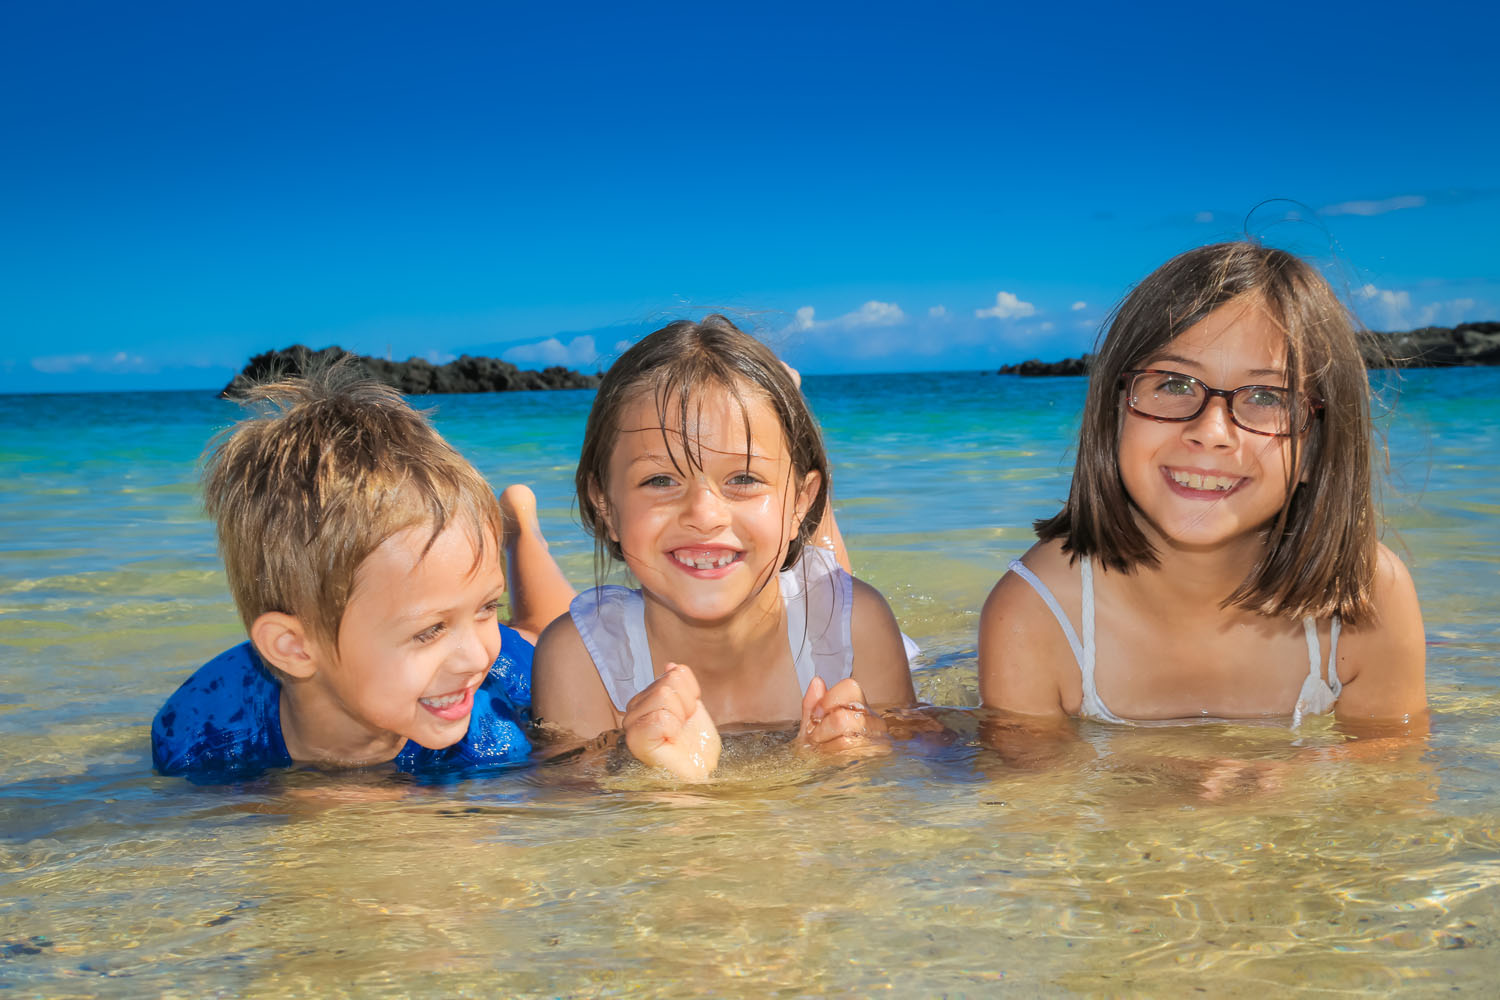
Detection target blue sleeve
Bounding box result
[488,623,534,711]
[151,642,292,781]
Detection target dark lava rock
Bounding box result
[997,323,1500,376]
[998,355,1091,376]
[221,345,601,398]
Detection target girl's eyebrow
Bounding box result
[1152,353,1286,380]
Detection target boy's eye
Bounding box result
[478,600,501,620]
[414,622,446,644]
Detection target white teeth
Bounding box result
[421,692,464,709]
[1171,470,1238,492]
[674,550,737,569]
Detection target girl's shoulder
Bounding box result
[1334,543,1427,720]
[978,540,1084,716]
[531,608,621,739]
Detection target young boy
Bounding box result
[152,368,576,781]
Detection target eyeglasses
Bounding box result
[1120,369,1323,437]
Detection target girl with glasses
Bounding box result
[978,242,1426,731]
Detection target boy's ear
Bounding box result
[250,612,323,680]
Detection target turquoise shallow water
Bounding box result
[1,369,1498,995]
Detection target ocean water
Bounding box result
[1,369,1497,995]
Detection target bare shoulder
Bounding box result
[531,613,620,739]
[977,540,1078,717]
[1336,543,1427,721]
[848,576,917,708]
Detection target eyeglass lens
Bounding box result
[1127,372,1296,435]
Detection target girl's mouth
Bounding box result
[1165,468,1242,494]
[670,547,743,571]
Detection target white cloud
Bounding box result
[787,301,906,333]
[928,305,947,318]
[1352,285,1484,330]
[1071,301,1087,311]
[1040,321,1055,331]
[1320,195,1426,217]
[1355,284,1412,329]
[1194,211,1214,223]
[503,334,599,367]
[975,291,1036,320]
[31,352,151,374]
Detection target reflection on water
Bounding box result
[2,373,1498,994]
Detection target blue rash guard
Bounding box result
[151,624,534,782]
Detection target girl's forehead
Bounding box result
[616,382,783,440]
[1152,296,1288,372]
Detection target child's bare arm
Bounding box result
[848,578,916,708]
[977,561,1074,718]
[1334,544,1428,727]
[530,615,620,740]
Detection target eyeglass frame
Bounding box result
[1118,368,1325,437]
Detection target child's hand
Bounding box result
[799,676,888,750]
[622,663,721,781]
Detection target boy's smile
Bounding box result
[285,521,505,763]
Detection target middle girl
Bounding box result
[533,315,916,779]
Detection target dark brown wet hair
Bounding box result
[1036,241,1378,623]
[576,314,830,575]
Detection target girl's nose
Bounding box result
[1186,395,1237,448]
[682,480,730,531]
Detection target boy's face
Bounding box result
[315,521,505,752]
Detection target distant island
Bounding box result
[221,345,601,397]
[998,322,1500,375]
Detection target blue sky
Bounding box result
[2,1,1496,392]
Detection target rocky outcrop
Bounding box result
[997,323,1500,376]
[220,345,601,397]
[997,356,1091,376]
[1363,322,1500,368]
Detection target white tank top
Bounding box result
[1007,555,1342,727]
[570,545,858,713]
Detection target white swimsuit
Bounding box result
[571,545,859,713]
[1008,555,1342,726]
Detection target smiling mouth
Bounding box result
[1169,469,1241,492]
[420,690,468,709]
[671,548,742,570]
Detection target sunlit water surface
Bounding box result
[1,370,1496,995]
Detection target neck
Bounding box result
[640,584,789,684]
[278,681,406,766]
[1122,528,1269,616]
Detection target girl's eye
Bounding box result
[1159,375,1199,396]
[1243,387,1289,410]
[728,472,761,487]
[414,622,445,644]
[641,474,676,488]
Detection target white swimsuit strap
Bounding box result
[1292,614,1343,727]
[1006,558,1084,667]
[1076,555,1123,722]
[1007,555,1123,723]
[782,561,818,695]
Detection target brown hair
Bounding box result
[1037,241,1377,623]
[203,362,503,648]
[575,314,829,576]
